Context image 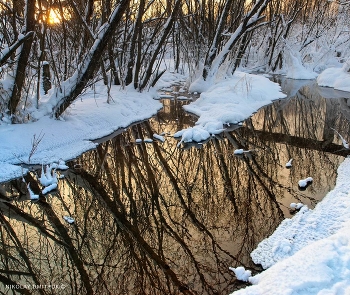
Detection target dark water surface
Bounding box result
[1,78,350,294]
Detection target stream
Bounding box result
[1,77,350,294]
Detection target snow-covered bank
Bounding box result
[175,72,286,145]
[317,61,350,92]
[0,83,162,183]
[231,156,350,295]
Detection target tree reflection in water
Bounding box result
[0,82,349,294]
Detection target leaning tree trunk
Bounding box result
[202,0,271,81]
[53,0,130,118]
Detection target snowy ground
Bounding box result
[0,83,162,183]
[230,157,350,295]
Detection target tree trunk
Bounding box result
[53,0,131,118]
[202,0,271,80]
[8,0,36,120]
[139,0,182,90]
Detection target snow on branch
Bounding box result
[0,32,34,67]
[202,0,271,81]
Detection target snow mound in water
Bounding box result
[176,72,286,145]
[317,60,350,92]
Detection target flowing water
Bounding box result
[1,77,350,294]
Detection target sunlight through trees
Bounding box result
[0,0,349,122]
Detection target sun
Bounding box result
[47,8,62,25]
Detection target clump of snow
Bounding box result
[175,72,286,145]
[63,216,75,224]
[229,266,252,282]
[176,126,211,147]
[144,138,153,143]
[39,164,58,187]
[290,202,304,210]
[233,149,251,155]
[153,134,165,142]
[50,159,69,170]
[231,157,350,294]
[135,139,142,143]
[285,158,293,168]
[317,60,350,92]
[42,183,57,195]
[298,177,313,188]
[234,149,244,155]
[159,94,174,99]
[177,95,192,100]
[27,184,39,200]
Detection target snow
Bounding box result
[234,149,246,155]
[42,183,57,195]
[153,133,165,142]
[231,157,350,295]
[0,82,162,182]
[290,203,304,210]
[177,95,192,100]
[2,59,350,294]
[229,267,252,282]
[317,61,350,92]
[176,72,286,145]
[298,177,313,188]
[63,216,75,224]
[285,158,293,168]
[331,128,349,149]
[50,159,69,170]
[285,50,318,80]
[0,163,28,183]
[27,184,39,200]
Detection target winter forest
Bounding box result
[1,0,349,122]
[2,0,350,294]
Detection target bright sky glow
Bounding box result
[47,8,61,25]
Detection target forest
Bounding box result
[2,1,350,294]
[0,0,349,123]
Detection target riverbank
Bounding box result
[0,84,162,182]
[231,156,350,294]
[0,71,285,183]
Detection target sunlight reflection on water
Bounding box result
[1,79,350,294]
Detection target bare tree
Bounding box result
[202,0,271,81]
[7,0,36,121]
[52,0,131,118]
